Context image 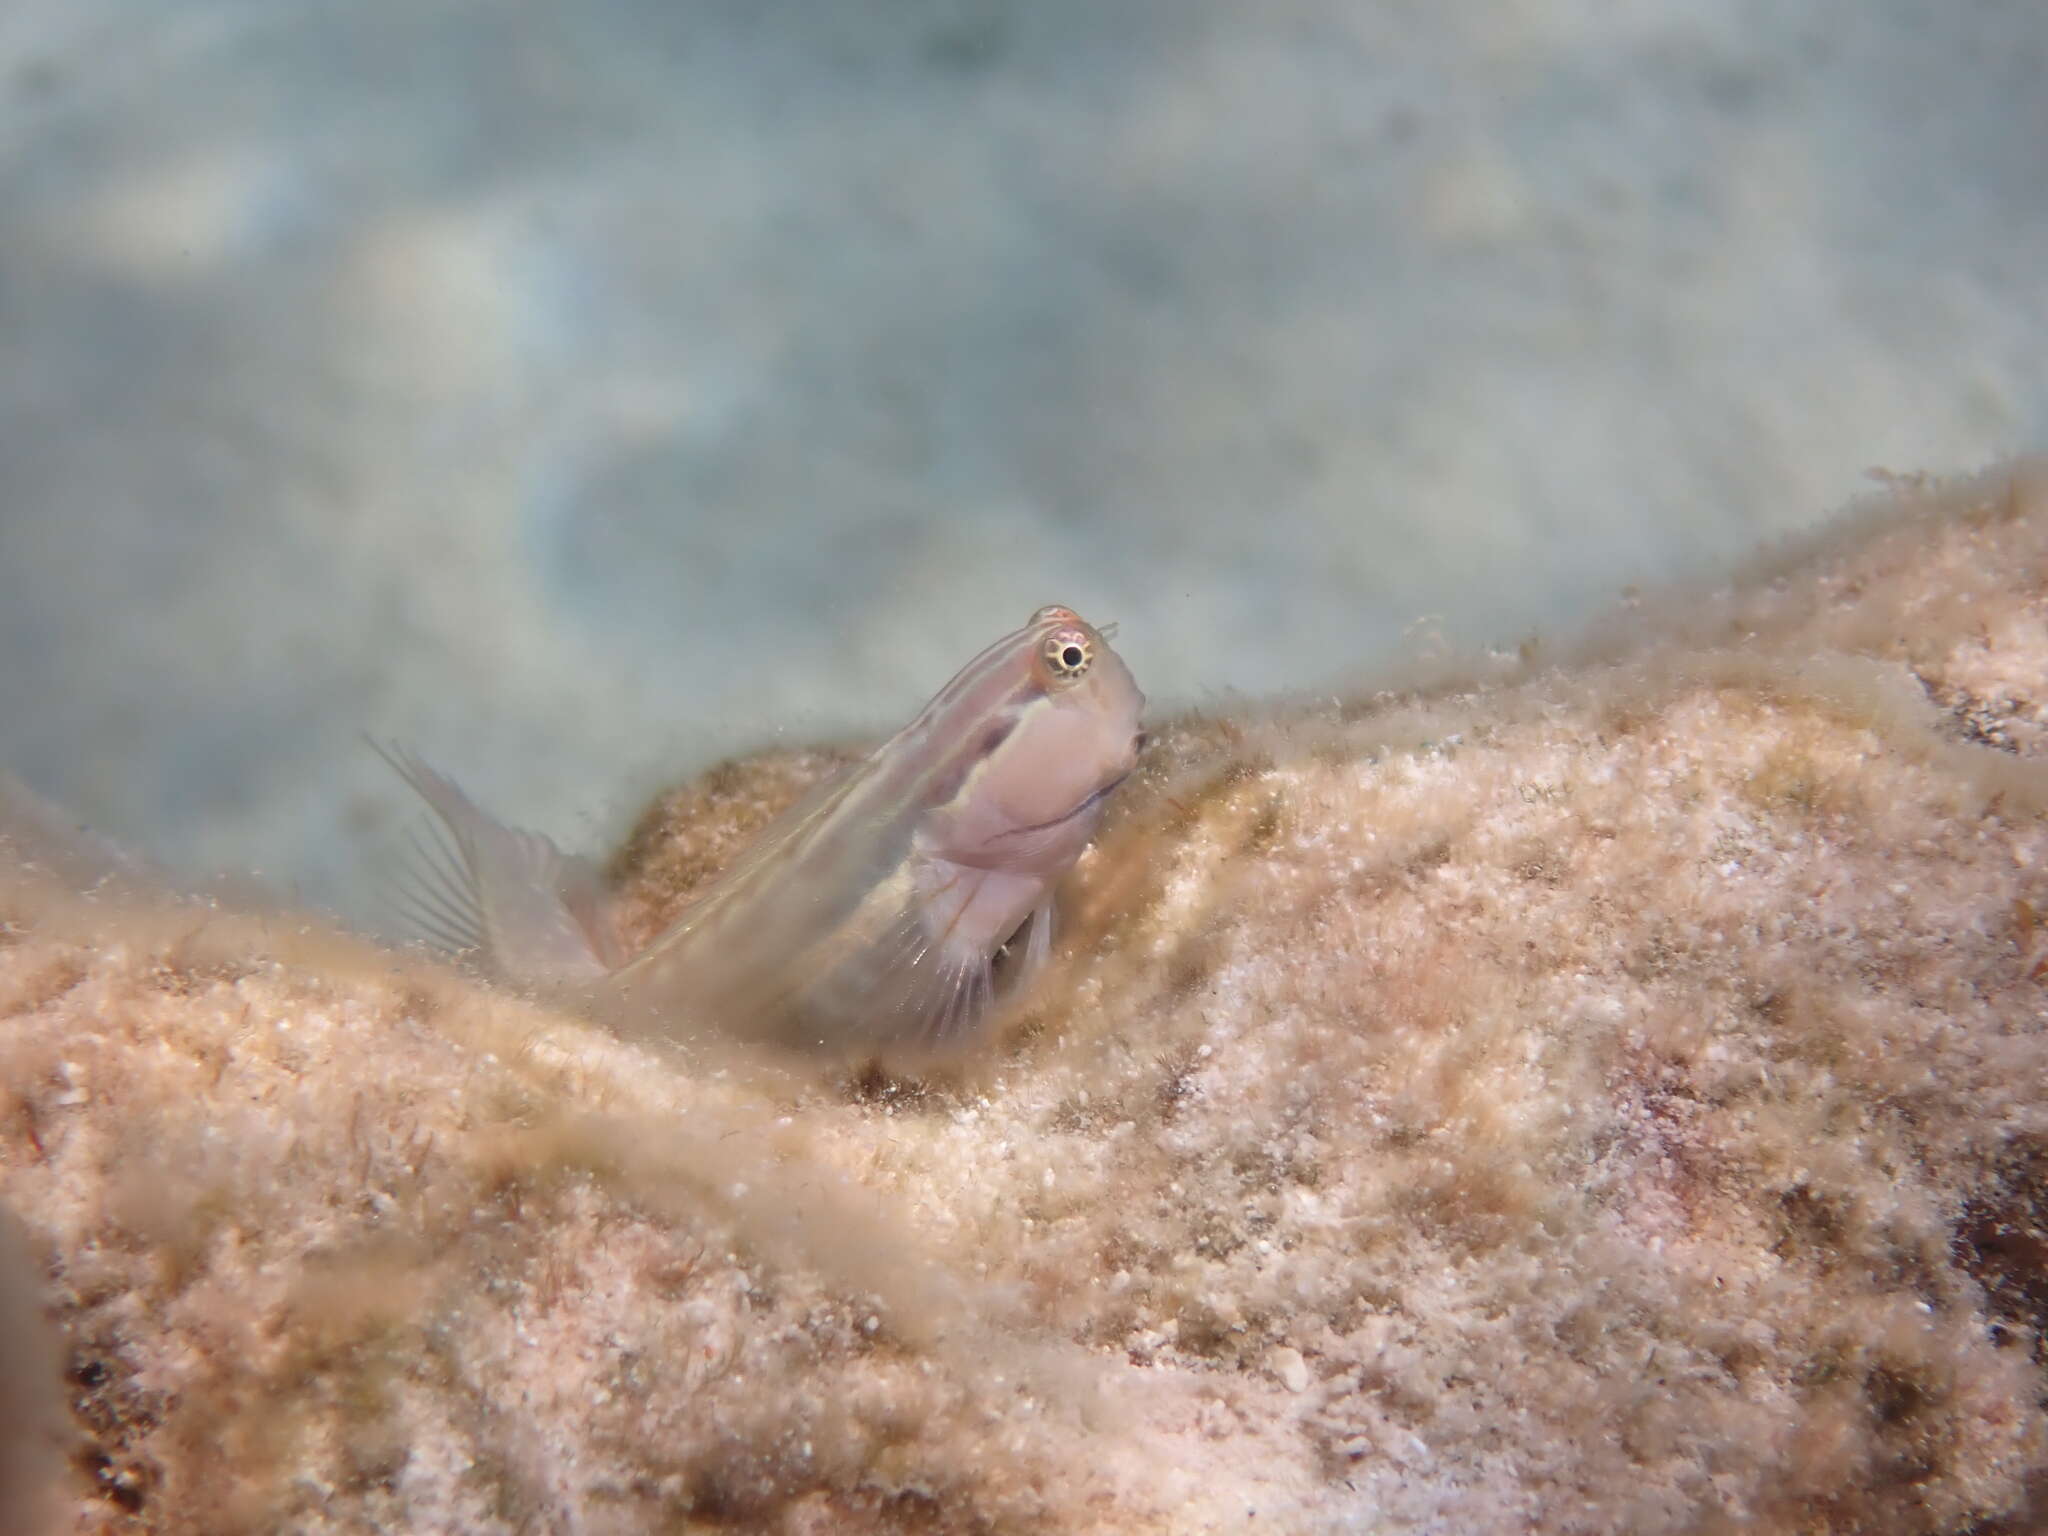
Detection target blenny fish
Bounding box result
[382,605,1145,1050]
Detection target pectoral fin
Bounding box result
[691,860,1004,1051]
[1017,897,1054,984]
[855,896,997,1048]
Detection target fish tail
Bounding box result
[370,738,618,987]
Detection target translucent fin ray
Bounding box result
[371,738,616,987]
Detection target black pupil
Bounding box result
[1061,645,1085,669]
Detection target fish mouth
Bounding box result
[1078,767,1133,816]
[994,768,1134,843]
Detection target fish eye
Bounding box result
[1042,628,1094,682]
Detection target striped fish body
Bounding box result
[385,606,1144,1051]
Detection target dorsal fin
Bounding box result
[373,740,619,986]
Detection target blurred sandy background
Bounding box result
[1,0,2042,925]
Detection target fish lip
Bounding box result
[993,768,1133,842]
[1092,766,1134,805]
[1073,765,1134,818]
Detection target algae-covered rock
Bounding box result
[5,462,2048,1532]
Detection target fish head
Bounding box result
[921,605,1147,872]
[1015,603,1147,802]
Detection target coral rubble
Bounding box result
[6,462,2048,1533]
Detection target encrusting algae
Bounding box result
[5,460,2048,1531]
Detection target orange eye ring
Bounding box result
[1042,628,1094,683]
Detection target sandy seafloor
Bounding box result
[1,0,2044,924]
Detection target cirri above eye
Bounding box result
[1042,628,1094,683]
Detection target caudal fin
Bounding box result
[372,740,619,988]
